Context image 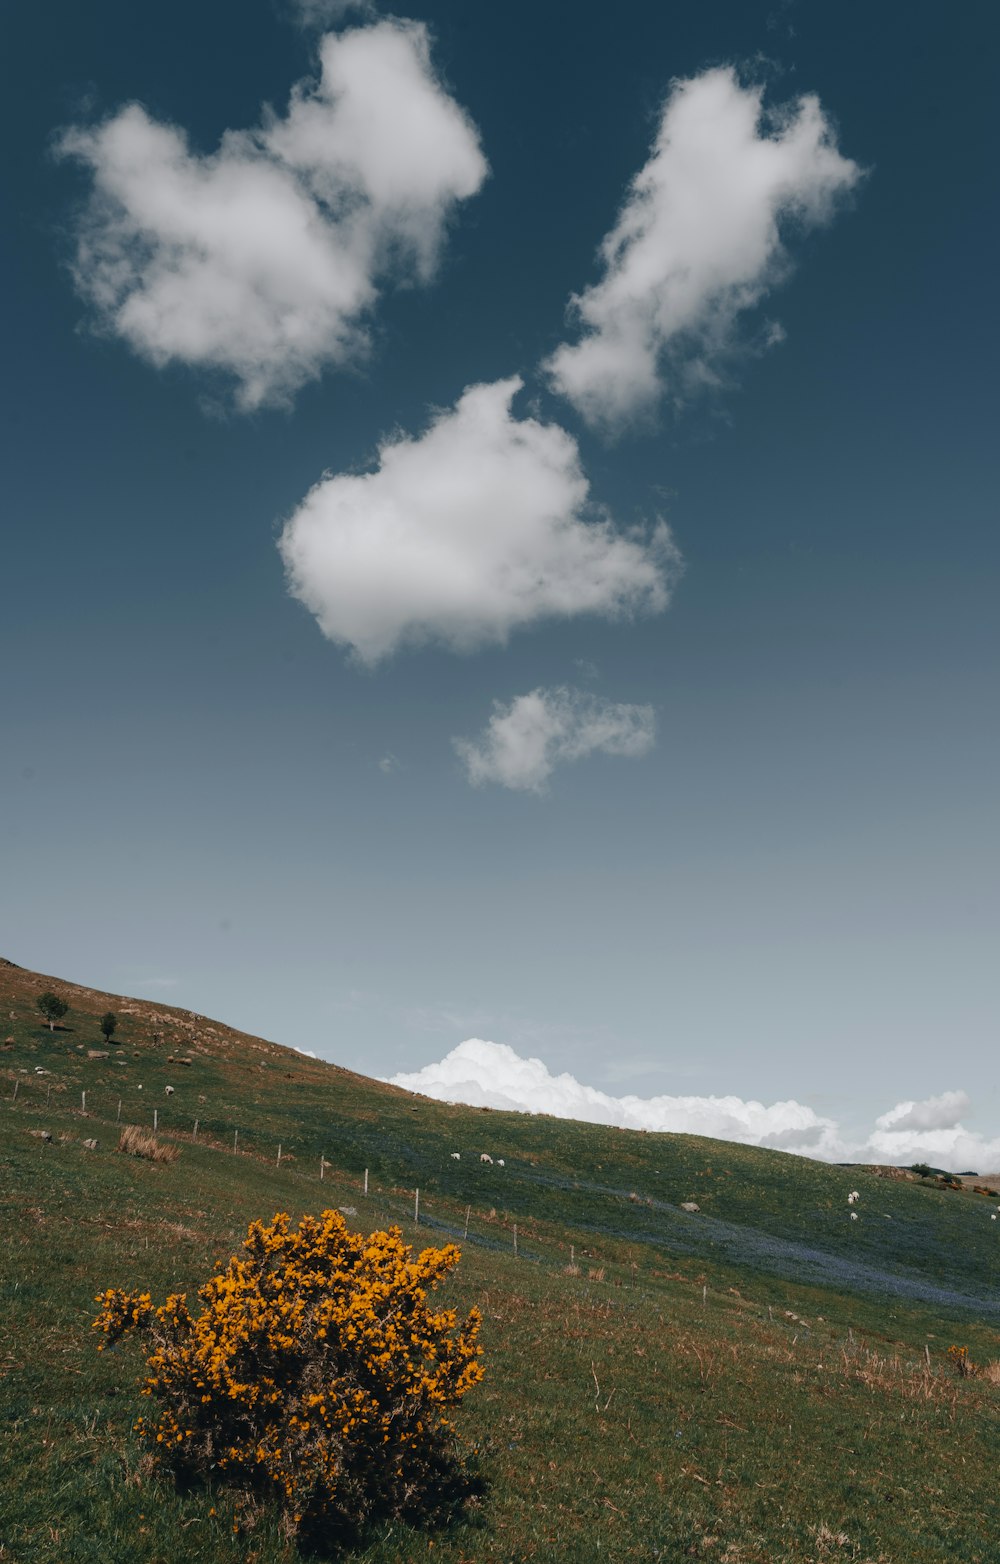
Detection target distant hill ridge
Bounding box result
[3,952,1000,1322]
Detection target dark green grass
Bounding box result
[2,964,1000,1561]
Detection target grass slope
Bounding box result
[1,958,998,1563]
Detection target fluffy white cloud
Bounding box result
[867,1091,1000,1172]
[279,377,678,663]
[57,20,486,410]
[454,685,656,792]
[388,1039,843,1158]
[874,1090,970,1135]
[545,67,860,430]
[389,1043,1000,1170]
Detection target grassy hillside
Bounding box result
[2,958,999,1562]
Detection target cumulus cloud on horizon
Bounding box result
[866,1090,1000,1171]
[279,377,678,663]
[544,66,861,430]
[454,685,656,792]
[57,19,486,410]
[388,1040,1000,1169]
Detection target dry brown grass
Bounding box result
[812,1521,853,1553]
[980,1358,1000,1385]
[839,1343,960,1405]
[117,1125,179,1164]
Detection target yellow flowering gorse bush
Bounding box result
[94,1210,484,1537]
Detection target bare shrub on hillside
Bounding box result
[117,1125,179,1164]
[841,1343,960,1405]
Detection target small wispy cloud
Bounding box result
[288,0,376,28]
[280,377,678,663]
[544,65,860,430]
[378,752,400,774]
[57,19,486,410]
[454,685,656,792]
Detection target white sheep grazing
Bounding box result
[164,1085,175,1096]
[847,1191,859,1204]
[992,1214,997,1221]
[450,1152,460,1160]
[497,1158,505,1167]
[480,1153,493,1164]
[850,1211,858,1221]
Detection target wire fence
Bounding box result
[1,1069,671,1295]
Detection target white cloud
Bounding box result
[874,1090,970,1135]
[867,1091,1000,1172]
[279,377,678,663]
[388,1042,1000,1170]
[289,0,375,27]
[454,685,656,792]
[388,1039,843,1158]
[57,20,486,410]
[544,66,860,430]
[378,752,400,774]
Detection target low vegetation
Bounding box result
[95,1211,484,1545]
[117,1124,179,1163]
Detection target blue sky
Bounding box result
[2,0,998,1161]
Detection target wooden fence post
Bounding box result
[276,1144,282,1168]
[193,1118,199,1141]
[364,1168,369,1196]
[464,1205,470,1239]
[153,1108,158,1132]
[81,1090,86,1113]
[116,1097,121,1122]
[233,1129,239,1154]
[513,1223,518,1258]
[414,1188,420,1224]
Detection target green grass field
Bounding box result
[2,958,998,1562]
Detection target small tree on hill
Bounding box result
[36,992,68,1032]
[100,1011,117,1044]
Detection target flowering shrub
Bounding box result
[94,1210,484,1539]
[947,1344,977,1379]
